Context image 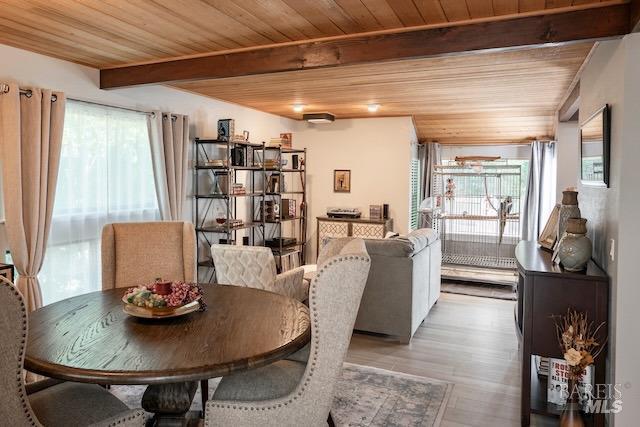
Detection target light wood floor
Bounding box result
[347,293,555,426]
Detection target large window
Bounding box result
[39,101,158,305]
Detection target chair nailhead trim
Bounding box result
[1,284,38,426]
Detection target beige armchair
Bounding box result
[0,276,145,427]
[204,239,371,426]
[210,244,307,302]
[101,221,196,290]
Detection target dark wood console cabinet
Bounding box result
[515,241,609,427]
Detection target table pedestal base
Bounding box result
[142,381,198,427]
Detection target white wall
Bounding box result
[579,33,640,425]
[293,117,417,261]
[0,43,296,259]
[611,33,640,426]
[555,121,580,201]
[0,44,295,143]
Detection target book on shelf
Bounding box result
[276,250,300,272]
[230,183,246,195]
[203,159,227,167]
[254,159,279,169]
[212,219,244,228]
[547,358,594,410]
[535,355,550,376]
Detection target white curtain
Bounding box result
[521,141,557,241]
[148,112,189,220]
[39,101,159,305]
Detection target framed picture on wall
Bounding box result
[334,170,351,193]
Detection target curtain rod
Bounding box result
[0,84,177,119]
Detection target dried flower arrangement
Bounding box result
[554,309,607,380]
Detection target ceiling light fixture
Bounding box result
[292,104,305,113]
[303,112,335,123]
[367,104,380,113]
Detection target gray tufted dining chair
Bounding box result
[210,244,307,302]
[0,275,145,427]
[204,238,371,427]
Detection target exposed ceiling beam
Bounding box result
[552,42,597,134]
[100,3,630,89]
[558,83,581,122]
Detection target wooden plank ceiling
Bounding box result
[175,43,594,144]
[0,0,606,68]
[0,1,604,143]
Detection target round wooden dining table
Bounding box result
[25,284,311,425]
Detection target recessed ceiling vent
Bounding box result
[303,112,335,123]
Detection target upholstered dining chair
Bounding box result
[300,237,360,286]
[204,238,371,427]
[0,276,145,427]
[101,221,196,290]
[210,244,307,302]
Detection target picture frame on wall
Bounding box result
[217,119,235,142]
[334,170,351,193]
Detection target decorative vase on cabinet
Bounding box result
[560,378,586,427]
[558,218,592,272]
[558,190,581,240]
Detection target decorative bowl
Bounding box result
[121,296,201,319]
[121,281,203,319]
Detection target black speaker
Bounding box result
[231,147,245,166]
[292,155,299,169]
[383,204,389,219]
[242,236,250,245]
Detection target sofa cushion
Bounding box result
[406,228,439,253]
[364,228,438,257]
[365,238,414,257]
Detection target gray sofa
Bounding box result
[355,228,441,343]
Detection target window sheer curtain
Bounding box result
[39,101,159,305]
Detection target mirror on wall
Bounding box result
[580,104,610,187]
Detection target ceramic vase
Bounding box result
[558,218,592,272]
[561,378,585,427]
[558,190,581,240]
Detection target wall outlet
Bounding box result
[609,238,616,262]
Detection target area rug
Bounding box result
[441,281,516,301]
[111,363,452,426]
